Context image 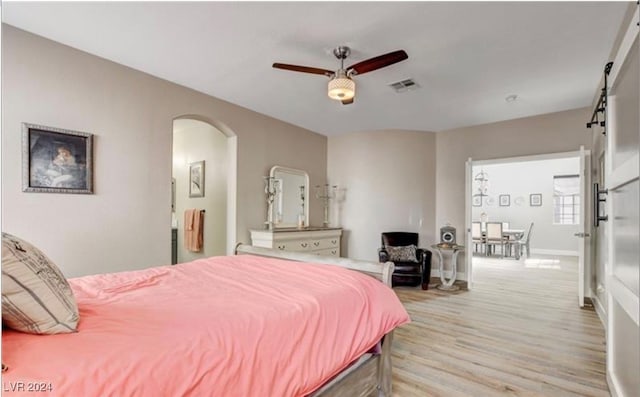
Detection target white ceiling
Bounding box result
[2,2,629,135]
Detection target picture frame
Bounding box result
[499,194,510,207]
[22,123,93,194]
[472,195,482,207]
[530,193,542,206]
[189,160,205,197]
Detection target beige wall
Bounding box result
[172,119,228,263]
[327,129,437,262]
[436,107,592,276]
[1,25,327,277]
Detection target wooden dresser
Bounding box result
[250,228,342,257]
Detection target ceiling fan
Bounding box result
[272,46,408,105]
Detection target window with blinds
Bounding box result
[553,175,580,225]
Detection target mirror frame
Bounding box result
[269,165,309,228]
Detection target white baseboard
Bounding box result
[530,248,578,256]
[607,372,622,397]
[593,294,607,331]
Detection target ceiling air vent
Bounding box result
[389,78,420,93]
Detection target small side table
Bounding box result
[431,244,465,291]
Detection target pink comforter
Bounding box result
[2,255,409,396]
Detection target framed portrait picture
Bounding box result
[189,161,205,197]
[472,195,482,207]
[530,193,542,206]
[22,123,93,194]
[499,194,510,207]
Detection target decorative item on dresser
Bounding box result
[250,227,342,257]
[264,175,280,230]
[315,184,338,227]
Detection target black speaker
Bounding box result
[440,225,456,245]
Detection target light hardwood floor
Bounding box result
[392,255,608,397]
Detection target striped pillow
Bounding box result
[1,233,79,334]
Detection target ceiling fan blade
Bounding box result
[341,98,354,105]
[272,63,334,77]
[347,50,408,76]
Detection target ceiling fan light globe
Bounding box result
[328,77,355,101]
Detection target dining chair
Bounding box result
[471,222,484,254]
[511,223,534,260]
[501,222,512,254]
[485,222,506,257]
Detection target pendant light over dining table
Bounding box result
[474,169,489,198]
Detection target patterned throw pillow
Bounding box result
[385,245,418,263]
[2,233,79,334]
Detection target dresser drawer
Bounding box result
[251,228,342,256]
[274,240,311,252]
[315,247,340,257]
[310,238,340,250]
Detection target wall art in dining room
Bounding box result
[499,194,510,207]
[529,193,542,206]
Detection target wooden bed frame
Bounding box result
[235,244,396,397]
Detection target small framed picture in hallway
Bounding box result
[189,160,205,198]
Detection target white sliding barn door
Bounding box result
[605,7,639,397]
[465,158,473,289]
[577,146,590,307]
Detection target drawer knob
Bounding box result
[278,245,285,250]
[331,250,337,255]
[313,242,320,247]
[331,240,337,244]
[301,243,308,248]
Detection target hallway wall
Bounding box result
[173,119,227,263]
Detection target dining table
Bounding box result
[479,226,525,257]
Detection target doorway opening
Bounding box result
[465,150,590,306]
[171,117,237,264]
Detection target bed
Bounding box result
[2,244,408,396]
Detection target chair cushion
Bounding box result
[1,233,79,334]
[385,245,418,263]
[392,273,422,287]
[393,262,421,273]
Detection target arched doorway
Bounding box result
[171,116,237,263]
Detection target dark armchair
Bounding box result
[378,232,432,290]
